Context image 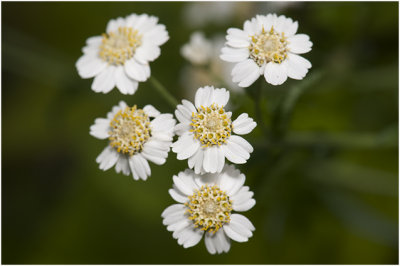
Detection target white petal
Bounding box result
[142,24,169,46]
[138,154,151,177]
[231,213,255,232]
[92,66,116,93]
[226,28,250,48]
[231,59,260,88]
[274,15,289,34]
[243,18,259,36]
[220,47,249,62]
[143,104,161,117]
[151,114,176,133]
[281,18,298,37]
[287,34,313,54]
[96,146,119,171]
[233,199,256,212]
[167,218,191,232]
[181,99,197,113]
[132,14,157,32]
[229,135,254,153]
[173,169,198,196]
[231,186,256,212]
[128,156,140,180]
[204,230,230,254]
[132,155,146,180]
[161,203,186,219]
[223,214,255,243]
[218,164,245,196]
[221,140,248,164]
[177,226,204,248]
[124,59,150,82]
[151,133,172,142]
[193,171,219,188]
[172,133,200,160]
[216,146,225,173]
[232,113,257,135]
[115,66,138,95]
[115,156,130,176]
[163,211,186,227]
[204,233,216,254]
[203,146,219,173]
[216,229,231,253]
[143,139,171,151]
[76,53,107,79]
[189,149,204,174]
[169,186,189,203]
[106,101,127,120]
[141,150,166,165]
[286,53,312,80]
[176,103,193,121]
[90,118,110,139]
[211,88,230,107]
[85,36,103,46]
[162,205,186,225]
[264,62,288,86]
[106,17,125,33]
[134,44,161,64]
[174,102,193,124]
[194,86,214,108]
[141,140,169,165]
[175,123,191,136]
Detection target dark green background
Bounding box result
[2,1,398,264]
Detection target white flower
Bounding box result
[180,32,213,65]
[90,101,176,181]
[172,86,256,174]
[76,13,169,95]
[220,14,313,87]
[162,165,256,254]
[180,34,243,97]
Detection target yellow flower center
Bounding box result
[99,26,142,65]
[249,26,288,66]
[185,185,232,234]
[190,104,232,147]
[108,106,151,155]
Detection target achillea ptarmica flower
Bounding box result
[172,86,256,174]
[76,13,169,94]
[162,165,256,254]
[90,101,176,180]
[180,32,213,65]
[220,14,312,87]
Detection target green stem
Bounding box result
[255,81,267,135]
[149,76,179,108]
[246,79,267,136]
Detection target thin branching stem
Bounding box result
[149,76,179,108]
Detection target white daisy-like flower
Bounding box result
[180,32,213,65]
[172,86,256,174]
[90,101,176,181]
[162,165,256,254]
[220,13,312,87]
[76,13,169,95]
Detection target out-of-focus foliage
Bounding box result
[2,2,398,264]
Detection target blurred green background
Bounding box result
[2,1,398,264]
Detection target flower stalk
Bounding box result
[149,76,179,108]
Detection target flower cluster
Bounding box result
[77,12,312,255]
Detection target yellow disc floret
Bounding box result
[190,103,232,147]
[185,184,232,234]
[108,106,151,155]
[99,26,142,65]
[249,26,289,66]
